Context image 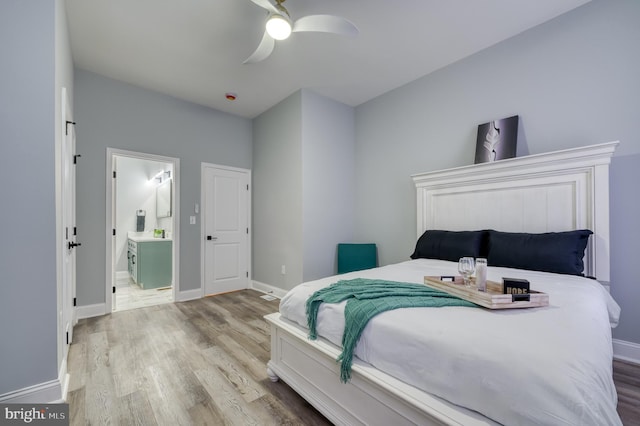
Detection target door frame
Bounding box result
[200,163,252,297]
[105,148,180,311]
[56,86,76,394]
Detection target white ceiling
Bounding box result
[65,0,591,119]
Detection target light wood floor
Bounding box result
[615,358,640,425]
[67,290,331,425]
[67,290,640,425]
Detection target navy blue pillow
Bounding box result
[410,230,487,262]
[486,230,592,275]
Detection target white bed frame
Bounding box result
[265,141,618,425]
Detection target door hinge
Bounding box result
[246,271,249,278]
[113,286,116,294]
[113,171,116,178]
[247,184,249,190]
[113,229,116,236]
[66,331,69,345]
[65,120,76,135]
[246,228,249,234]
[74,226,77,236]
[73,154,81,164]
[65,227,69,240]
[73,297,77,307]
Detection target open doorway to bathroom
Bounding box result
[106,148,180,313]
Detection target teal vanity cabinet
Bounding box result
[128,239,172,289]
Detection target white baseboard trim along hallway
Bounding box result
[613,339,640,365]
[251,280,287,299]
[176,288,202,302]
[0,380,62,404]
[76,303,106,319]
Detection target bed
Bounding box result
[265,141,621,425]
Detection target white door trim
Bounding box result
[105,148,180,311]
[56,86,74,400]
[200,163,252,297]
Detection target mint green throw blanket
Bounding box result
[306,278,477,382]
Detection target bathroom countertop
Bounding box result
[127,232,172,242]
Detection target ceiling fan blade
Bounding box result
[292,15,359,37]
[249,0,279,15]
[243,30,276,64]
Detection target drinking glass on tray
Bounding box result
[458,257,475,288]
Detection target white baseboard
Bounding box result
[76,303,106,319]
[0,380,62,404]
[58,356,69,402]
[176,288,202,302]
[251,280,287,299]
[613,338,640,364]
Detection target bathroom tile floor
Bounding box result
[114,276,173,312]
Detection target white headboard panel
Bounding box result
[412,141,618,282]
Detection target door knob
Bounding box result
[68,241,82,250]
[206,236,218,241]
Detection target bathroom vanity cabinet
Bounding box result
[127,238,172,289]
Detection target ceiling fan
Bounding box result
[244,0,359,64]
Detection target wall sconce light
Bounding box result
[149,170,171,185]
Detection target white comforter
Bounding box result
[279,259,622,426]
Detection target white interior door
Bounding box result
[61,88,77,349]
[203,165,250,295]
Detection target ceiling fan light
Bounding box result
[266,14,292,40]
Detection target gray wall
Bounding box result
[301,90,356,281]
[74,70,252,305]
[610,154,640,344]
[253,89,356,289]
[0,0,73,396]
[253,92,304,289]
[353,0,640,344]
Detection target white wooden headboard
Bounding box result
[412,141,618,283]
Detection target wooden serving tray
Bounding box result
[423,276,549,310]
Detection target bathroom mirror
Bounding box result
[156,178,172,218]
